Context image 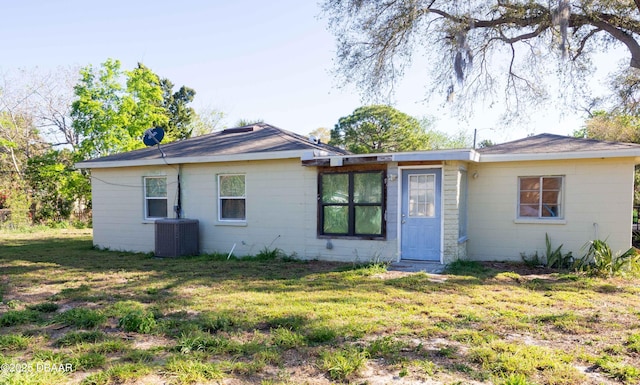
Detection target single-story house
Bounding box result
[75,123,640,264]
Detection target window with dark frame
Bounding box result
[518,176,563,219]
[319,171,385,237]
[144,176,168,219]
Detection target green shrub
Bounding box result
[118,309,156,334]
[318,346,368,381]
[197,311,238,333]
[163,356,223,384]
[55,331,107,347]
[445,259,492,277]
[81,363,151,385]
[0,334,31,351]
[575,239,640,277]
[627,333,640,353]
[123,349,155,363]
[265,314,307,331]
[51,284,91,300]
[544,233,573,268]
[0,310,41,326]
[594,355,640,382]
[270,327,306,349]
[367,336,407,363]
[254,246,286,260]
[88,340,130,354]
[501,373,535,385]
[306,326,338,345]
[27,302,59,313]
[175,332,235,355]
[54,307,106,328]
[71,352,106,370]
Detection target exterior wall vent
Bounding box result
[154,219,199,257]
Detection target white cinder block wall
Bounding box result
[92,159,399,262]
[466,158,635,261]
[91,166,179,252]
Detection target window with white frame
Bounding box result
[144,177,167,219]
[518,176,564,219]
[218,174,246,221]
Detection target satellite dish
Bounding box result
[143,127,165,147]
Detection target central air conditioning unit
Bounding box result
[154,219,199,257]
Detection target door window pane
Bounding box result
[408,174,435,217]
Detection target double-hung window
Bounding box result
[144,177,167,219]
[218,174,246,221]
[518,176,564,219]
[319,171,385,237]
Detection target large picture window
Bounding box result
[144,177,167,219]
[219,174,246,221]
[518,176,564,219]
[319,171,385,237]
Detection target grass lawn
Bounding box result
[0,229,639,385]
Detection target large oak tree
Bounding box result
[322,1,640,115]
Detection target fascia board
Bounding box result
[310,149,480,164]
[75,150,311,169]
[479,149,640,162]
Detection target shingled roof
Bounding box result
[77,123,349,166]
[478,133,640,155]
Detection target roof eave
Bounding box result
[75,149,317,169]
[302,149,480,167]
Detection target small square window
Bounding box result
[518,176,563,219]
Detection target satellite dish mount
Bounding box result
[143,127,166,157]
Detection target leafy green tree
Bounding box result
[235,118,264,127]
[72,59,131,159]
[576,111,640,143]
[71,59,169,160]
[577,110,640,204]
[0,111,45,177]
[188,107,225,136]
[476,139,495,149]
[330,105,431,153]
[124,63,168,142]
[322,1,640,114]
[25,150,89,223]
[159,78,196,140]
[418,117,470,149]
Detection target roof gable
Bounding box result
[78,123,349,166]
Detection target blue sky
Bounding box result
[0,1,621,144]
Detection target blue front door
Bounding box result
[401,169,442,261]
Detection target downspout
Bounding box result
[176,164,182,219]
